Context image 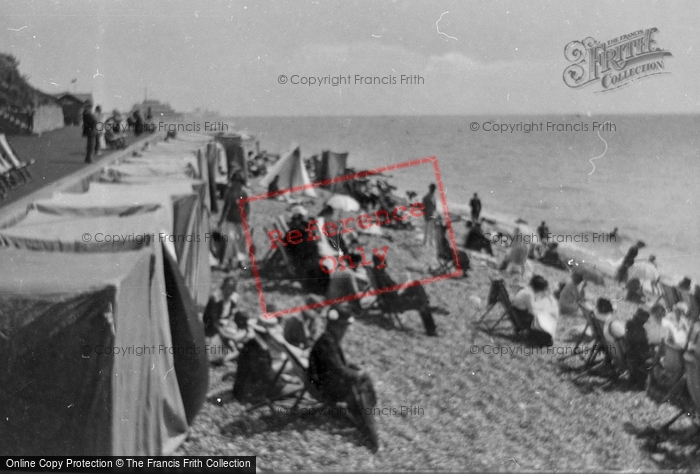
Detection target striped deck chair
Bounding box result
[0,149,21,194]
[0,134,35,182]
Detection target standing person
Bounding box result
[469,193,482,222]
[94,105,105,156]
[145,107,155,133]
[132,110,145,136]
[422,183,438,247]
[537,221,550,243]
[531,220,550,258]
[615,240,645,283]
[218,172,250,271]
[82,102,98,164]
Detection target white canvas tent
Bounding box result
[0,248,188,455]
[260,145,317,197]
[29,182,210,305]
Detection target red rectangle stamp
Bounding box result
[239,156,462,319]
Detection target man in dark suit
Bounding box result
[309,305,367,402]
[82,102,98,163]
[469,193,482,222]
[309,304,378,450]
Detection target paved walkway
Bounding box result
[1,126,140,208]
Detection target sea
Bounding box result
[218,114,700,284]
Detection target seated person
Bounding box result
[647,304,689,402]
[326,252,373,304]
[216,310,256,361]
[253,308,307,378]
[558,273,586,316]
[624,307,653,388]
[511,275,559,346]
[308,304,378,449]
[103,110,125,148]
[232,311,301,403]
[202,277,239,338]
[367,255,437,336]
[625,278,645,303]
[598,298,627,368]
[283,297,324,349]
[662,302,691,349]
[463,221,494,256]
[539,242,567,270]
[436,220,470,276]
[644,303,667,346]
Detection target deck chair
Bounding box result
[645,322,698,433]
[435,221,469,277]
[259,328,324,409]
[476,279,514,332]
[363,264,439,333]
[573,303,619,379]
[243,328,307,414]
[262,329,379,450]
[260,215,296,277]
[661,281,682,311]
[0,150,22,193]
[0,134,35,182]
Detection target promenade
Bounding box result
[0,126,140,208]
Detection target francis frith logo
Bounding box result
[563,28,672,93]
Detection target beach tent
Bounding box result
[0,248,192,455]
[319,150,350,193]
[0,209,209,425]
[98,174,211,216]
[29,182,211,305]
[214,133,257,182]
[260,145,317,198]
[102,161,197,180]
[146,138,215,192]
[123,154,200,171]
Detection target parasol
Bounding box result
[325,194,361,212]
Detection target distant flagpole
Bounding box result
[71,78,77,94]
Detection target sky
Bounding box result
[1,0,699,116]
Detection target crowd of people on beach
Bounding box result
[198,138,700,452]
